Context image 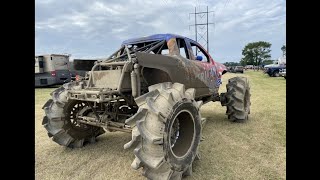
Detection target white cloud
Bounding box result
[68,13,89,27]
[90,2,121,15]
[35,0,286,62]
[35,0,54,4]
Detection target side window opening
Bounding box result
[161,49,169,55]
[176,38,189,59]
[160,43,169,55]
[190,42,209,63]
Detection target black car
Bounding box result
[229,66,244,73]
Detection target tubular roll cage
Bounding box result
[67,40,166,103]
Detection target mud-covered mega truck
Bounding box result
[42,34,251,180]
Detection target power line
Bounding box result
[209,0,230,52]
[215,0,231,19]
[161,0,185,25]
[189,6,215,54]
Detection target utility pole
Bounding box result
[189,6,214,54]
[195,7,197,46]
[206,6,209,51]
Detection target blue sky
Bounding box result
[35,0,286,63]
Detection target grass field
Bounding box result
[35,71,286,180]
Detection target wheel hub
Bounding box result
[169,110,195,158]
[68,102,92,131]
[170,118,180,148]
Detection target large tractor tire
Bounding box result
[124,82,202,180]
[225,77,251,122]
[42,83,105,148]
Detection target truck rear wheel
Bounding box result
[42,83,105,148]
[124,82,202,180]
[225,77,251,122]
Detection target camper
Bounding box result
[264,56,286,68]
[35,54,72,87]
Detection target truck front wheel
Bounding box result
[125,82,202,180]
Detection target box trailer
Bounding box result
[69,59,97,80]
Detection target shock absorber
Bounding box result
[131,70,137,98]
[134,63,141,96]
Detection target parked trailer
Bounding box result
[35,54,72,87]
[69,59,97,80]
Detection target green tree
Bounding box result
[281,44,286,56]
[241,41,272,67]
[262,59,274,65]
[240,58,249,66]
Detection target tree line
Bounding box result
[223,42,286,67]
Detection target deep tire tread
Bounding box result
[128,82,200,180]
[225,77,251,122]
[42,83,105,148]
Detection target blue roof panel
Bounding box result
[121,33,193,45]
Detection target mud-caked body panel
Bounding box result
[137,52,217,98]
[136,38,225,99]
